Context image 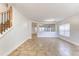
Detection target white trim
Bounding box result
[37,32,58,37]
[59,37,79,46]
[0,27,13,39]
[3,37,31,56]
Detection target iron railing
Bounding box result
[0,6,12,34]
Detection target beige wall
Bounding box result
[57,15,79,45]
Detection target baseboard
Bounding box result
[59,37,79,46]
[4,36,31,56]
[0,27,13,39]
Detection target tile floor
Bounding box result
[9,35,79,56]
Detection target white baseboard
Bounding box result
[4,36,31,56]
[59,37,79,46]
[0,27,13,39]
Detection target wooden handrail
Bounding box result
[0,6,11,14]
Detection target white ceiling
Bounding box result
[12,3,79,21]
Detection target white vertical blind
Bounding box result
[59,23,70,37]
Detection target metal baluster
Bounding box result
[1,13,3,34]
[7,10,9,28]
[2,12,4,32]
[2,12,5,32]
[9,9,10,28]
[4,12,6,32]
[5,11,7,30]
[6,11,8,29]
[0,14,2,34]
[6,10,9,29]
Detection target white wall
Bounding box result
[0,7,32,56]
[58,15,79,45]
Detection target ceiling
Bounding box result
[12,3,79,21]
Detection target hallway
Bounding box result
[0,3,79,56]
[10,36,79,56]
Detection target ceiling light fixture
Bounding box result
[44,19,56,22]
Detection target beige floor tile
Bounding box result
[9,35,79,56]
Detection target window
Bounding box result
[38,24,55,32]
[59,23,70,37]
